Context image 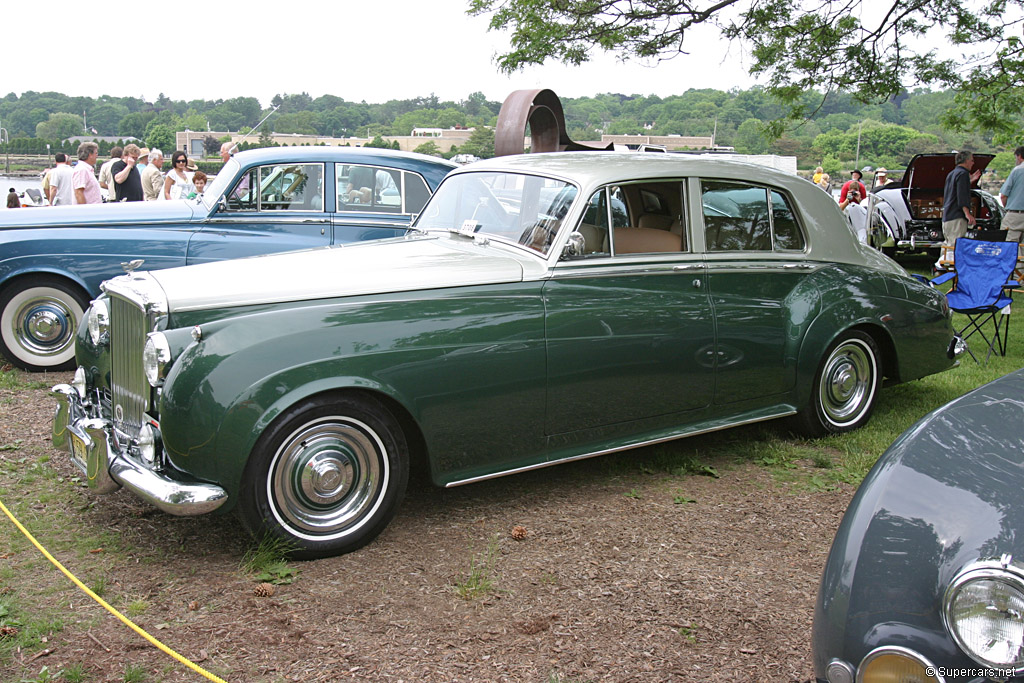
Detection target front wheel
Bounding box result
[238,393,409,559]
[790,331,881,437]
[0,277,89,371]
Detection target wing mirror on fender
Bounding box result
[561,231,586,260]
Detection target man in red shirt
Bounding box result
[839,169,867,205]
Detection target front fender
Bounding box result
[812,371,1024,677]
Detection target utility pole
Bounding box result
[0,117,8,175]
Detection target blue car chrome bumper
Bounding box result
[51,382,227,516]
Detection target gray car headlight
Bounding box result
[87,299,109,345]
[143,332,172,387]
[944,556,1024,673]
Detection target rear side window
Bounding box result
[701,180,804,252]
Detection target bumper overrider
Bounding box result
[51,380,227,516]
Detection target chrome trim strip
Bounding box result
[205,216,331,224]
[444,408,796,488]
[333,217,410,228]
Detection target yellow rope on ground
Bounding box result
[0,497,229,683]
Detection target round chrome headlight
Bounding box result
[137,423,158,467]
[142,332,172,387]
[944,557,1024,673]
[87,299,109,345]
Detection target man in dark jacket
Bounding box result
[942,150,981,249]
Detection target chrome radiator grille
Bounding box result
[109,294,148,438]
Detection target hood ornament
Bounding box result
[121,259,145,274]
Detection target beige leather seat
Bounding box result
[613,227,682,254]
[576,223,609,254]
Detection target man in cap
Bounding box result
[135,147,150,174]
[839,169,867,205]
[873,168,889,189]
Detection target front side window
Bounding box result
[222,163,324,212]
[573,182,685,257]
[338,165,403,213]
[702,180,803,252]
[417,171,578,256]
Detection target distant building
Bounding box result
[175,127,478,157]
[66,135,140,144]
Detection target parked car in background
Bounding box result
[869,153,1003,257]
[0,147,456,371]
[53,152,960,559]
[813,368,1024,683]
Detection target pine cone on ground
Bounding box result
[253,582,276,597]
[511,525,528,540]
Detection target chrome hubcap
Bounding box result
[270,417,386,539]
[15,297,76,356]
[819,340,874,426]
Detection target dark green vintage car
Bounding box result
[53,153,961,558]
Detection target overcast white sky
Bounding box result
[6,0,756,107]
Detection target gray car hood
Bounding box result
[149,233,533,313]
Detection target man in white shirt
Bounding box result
[98,146,122,200]
[48,153,75,206]
[141,149,164,201]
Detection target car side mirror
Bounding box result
[560,231,586,260]
[217,195,228,213]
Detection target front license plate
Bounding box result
[69,431,88,471]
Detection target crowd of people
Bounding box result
[8,141,207,208]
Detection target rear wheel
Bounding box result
[0,276,89,371]
[238,393,409,559]
[791,331,880,437]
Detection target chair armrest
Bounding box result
[931,272,956,286]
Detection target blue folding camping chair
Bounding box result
[929,239,1019,363]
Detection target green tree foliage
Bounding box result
[118,111,155,139]
[459,127,495,159]
[413,140,442,156]
[470,0,1024,141]
[258,124,275,148]
[203,135,221,156]
[144,123,176,152]
[35,112,83,140]
[365,134,392,149]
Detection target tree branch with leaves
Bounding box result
[469,0,1024,141]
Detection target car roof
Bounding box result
[455,152,800,189]
[901,153,995,189]
[231,146,457,175]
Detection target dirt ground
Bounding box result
[1,370,850,683]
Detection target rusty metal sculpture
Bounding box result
[494,89,614,157]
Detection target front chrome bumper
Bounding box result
[51,383,227,516]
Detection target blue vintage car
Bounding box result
[0,147,455,370]
[813,368,1024,683]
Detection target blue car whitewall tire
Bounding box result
[0,276,89,371]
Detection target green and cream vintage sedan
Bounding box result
[52,153,961,558]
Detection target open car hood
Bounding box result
[902,153,994,190]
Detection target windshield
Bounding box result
[416,171,578,256]
[202,159,241,211]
